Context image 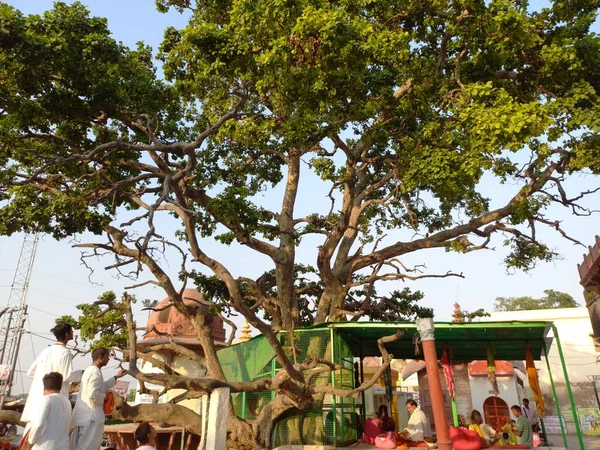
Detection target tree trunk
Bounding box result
[275,261,300,330]
[315,281,346,323]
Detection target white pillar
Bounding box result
[204,387,230,450]
[198,394,209,450]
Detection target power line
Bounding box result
[28,288,80,303]
[28,305,62,318]
[32,270,104,288]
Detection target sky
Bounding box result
[1,0,599,395]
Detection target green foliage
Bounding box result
[57,291,133,350]
[1,0,599,330]
[0,1,184,238]
[494,289,581,311]
[453,308,491,322]
[345,286,434,322]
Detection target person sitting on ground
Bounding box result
[378,405,396,432]
[511,405,533,447]
[400,399,432,442]
[497,420,518,445]
[134,422,156,450]
[468,410,498,445]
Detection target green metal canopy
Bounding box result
[302,320,553,361]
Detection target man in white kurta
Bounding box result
[70,348,127,450]
[21,323,82,424]
[28,372,72,450]
[402,399,432,441]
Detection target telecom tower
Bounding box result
[0,233,40,408]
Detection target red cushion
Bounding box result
[449,426,482,450]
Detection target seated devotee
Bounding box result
[399,399,432,442]
[468,410,499,445]
[497,420,518,446]
[378,405,396,432]
[363,405,395,444]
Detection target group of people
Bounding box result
[365,396,540,448]
[462,399,538,447]
[20,323,128,450]
[364,399,433,447]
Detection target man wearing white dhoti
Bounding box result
[70,348,127,450]
[27,372,72,450]
[21,323,82,424]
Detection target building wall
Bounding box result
[481,307,600,429]
[134,353,206,414]
[418,363,472,430]
[469,375,520,416]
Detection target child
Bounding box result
[497,420,518,445]
[27,372,72,450]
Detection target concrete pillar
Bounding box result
[204,387,230,450]
[198,394,209,450]
[416,318,451,450]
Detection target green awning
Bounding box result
[301,321,553,361]
[218,320,553,383]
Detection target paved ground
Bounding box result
[546,434,600,449]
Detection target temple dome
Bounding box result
[139,288,226,349]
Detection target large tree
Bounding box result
[494,289,581,311]
[1,0,600,447]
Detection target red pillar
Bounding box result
[417,319,452,450]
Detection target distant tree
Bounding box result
[126,389,137,403]
[494,289,580,311]
[452,303,491,322]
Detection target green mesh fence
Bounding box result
[217,329,358,445]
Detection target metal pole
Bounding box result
[0,310,14,364]
[552,325,585,450]
[451,397,459,427]
[543,341,568,449]
[539,417,548,446]
[330,327,337,448]
[6,307,27,398]
[359,342,366,426]
[338,334,345,444]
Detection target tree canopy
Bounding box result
[494,289,581,311]
[1,0,600,447]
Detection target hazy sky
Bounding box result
[1,0,599,395]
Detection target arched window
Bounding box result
[483,396,510,430]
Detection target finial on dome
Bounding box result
[238,320,252,342]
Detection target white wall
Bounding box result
[470,375,520,415]
[134,354,206,414]
[481,308,598,384]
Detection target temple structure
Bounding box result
[577,235,600,350]
[106,288,225,450]
[136,288,226,405]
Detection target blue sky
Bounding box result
[1,0,599,394]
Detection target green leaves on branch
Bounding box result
[56,291,133,351]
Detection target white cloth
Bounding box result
[136,446,156,450]
[27,393,72,450]
[480,423,497,444]
[70,366,116,450]
[22,343,82,423]
[521,405,538,426]
[69,422,104,450]
[406,406,432,441]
